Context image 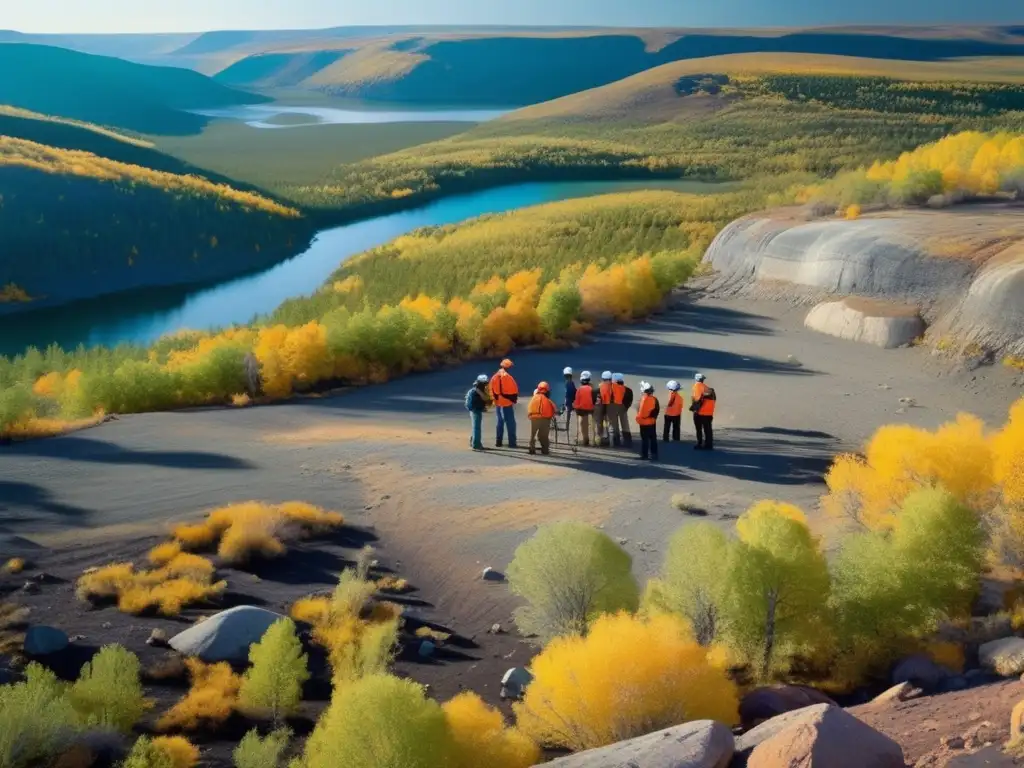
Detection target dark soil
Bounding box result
[0,529,535,767]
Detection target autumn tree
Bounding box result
[239,618,309,724]
[643,522,731,646]
[721,502,830,678]
[506,521,639,642]
[234,729,290,768]
[443,693,539,768]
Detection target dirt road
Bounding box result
[2,296,1021,628]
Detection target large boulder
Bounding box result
[24,625,69,656]
[804,298,925,348]
[168,606,284,663]
[892,654,951,691]
[537,720,734,768]
[739,685,836,730]
[746,704,904,768]
[979,637,1024,677]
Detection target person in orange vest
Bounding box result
[610,373,633,447]
[596,371,613,447]
[663,380,684,442]
[635,381,661,461]
[690,373,717,451]
[572,371,597,447]
[490,358,519,449]
[528,381,557,455]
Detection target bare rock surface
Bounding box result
[538,720,734,768]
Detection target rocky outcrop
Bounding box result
[746,704,905,768]
[538,720,734,768]
[804,297,925,348]
[979,637,1024,677]
[705,205,1024,356]
[739,685,837,730]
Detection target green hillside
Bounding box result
[0,43,266,135]
[0,111,312,310]
[209,27,1024,105]
[287,52,1024,215]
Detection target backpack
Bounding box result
[465,388,476,411]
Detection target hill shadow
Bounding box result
[685,426,841,486]
[3,435,254,471]
[0,480,93,532]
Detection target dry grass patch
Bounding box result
[171,501,345,565]
[76,554,225,616]
[157,659,242,733]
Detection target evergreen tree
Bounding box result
[70,644,148,733]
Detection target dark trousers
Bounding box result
[694,414,714,448]
[639,424,658,460]
[496,405,517,447]
[663,415,681,442]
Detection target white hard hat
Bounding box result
[563,367,573,375]
[580,370,592,381]
[667,380,681,391]
[476,374,489,384]
[612,372,624,383]
[640,380,654,393]
[695,373,706,382]
[601,371,613,380]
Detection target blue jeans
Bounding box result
[469,411,483,449]
[496,405,517,447]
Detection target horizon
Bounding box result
[4,0,1022,36]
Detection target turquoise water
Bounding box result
[0,179,726,355]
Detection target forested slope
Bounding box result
[0,113,312,311]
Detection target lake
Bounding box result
[1,179,729,355]
[195,103,511,129]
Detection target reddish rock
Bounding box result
[748,704,905,768]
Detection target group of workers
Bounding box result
[465,359,717,461]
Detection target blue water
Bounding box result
[1,179,726,355]
[195,103,511,128]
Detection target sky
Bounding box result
[4,0,1022,34]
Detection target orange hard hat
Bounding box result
[500,358,514,369]
[537,381,550,393]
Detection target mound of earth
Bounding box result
[704,204,1024,356]
[804,297,926,348]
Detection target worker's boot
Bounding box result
[623,431,633,447]
[613,435,622,448]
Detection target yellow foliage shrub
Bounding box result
[994,400,1024,509]
[3,557,25,574]
[157,659,241,732]
[845,204,862,219]
[291,596,332,627]
[254,322,332,398]
[230,393,252,408]
[444,692,539,768]
[824,413,996,529]
[515,612,739,751]
[148,541,183,567]
[150,737,199,768]
[171,502,345,565]
[76,555,224,616]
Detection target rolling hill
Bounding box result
[0,109,313,310]
[205,26,1024,105]
[282,52,1024,215]
[0,43,266,135]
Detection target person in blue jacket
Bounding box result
[561,366,577,434]
[465,374,490,451]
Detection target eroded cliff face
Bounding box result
[704,205,1024,356]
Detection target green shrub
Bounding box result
[721,503,830,679]
[537,279,582,337]
[506,521,639,642]
[70,644,148,733]
[121,736,173,768]
[643,522,730,645]
[300,675,450,768]
[234,728,290,768]
[239,619,309,723]
[0,663,78,768]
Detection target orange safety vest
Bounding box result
[611,383,626,405]
[573,385,595,412]
[692,382,716,417]
[665,391,683,417]
[490,370,519,407]
[599,381,613,405]
[636,394,659,426]
[528,394,557,420]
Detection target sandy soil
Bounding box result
[1,294,1022,761]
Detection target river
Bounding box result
[1,179,727,355]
